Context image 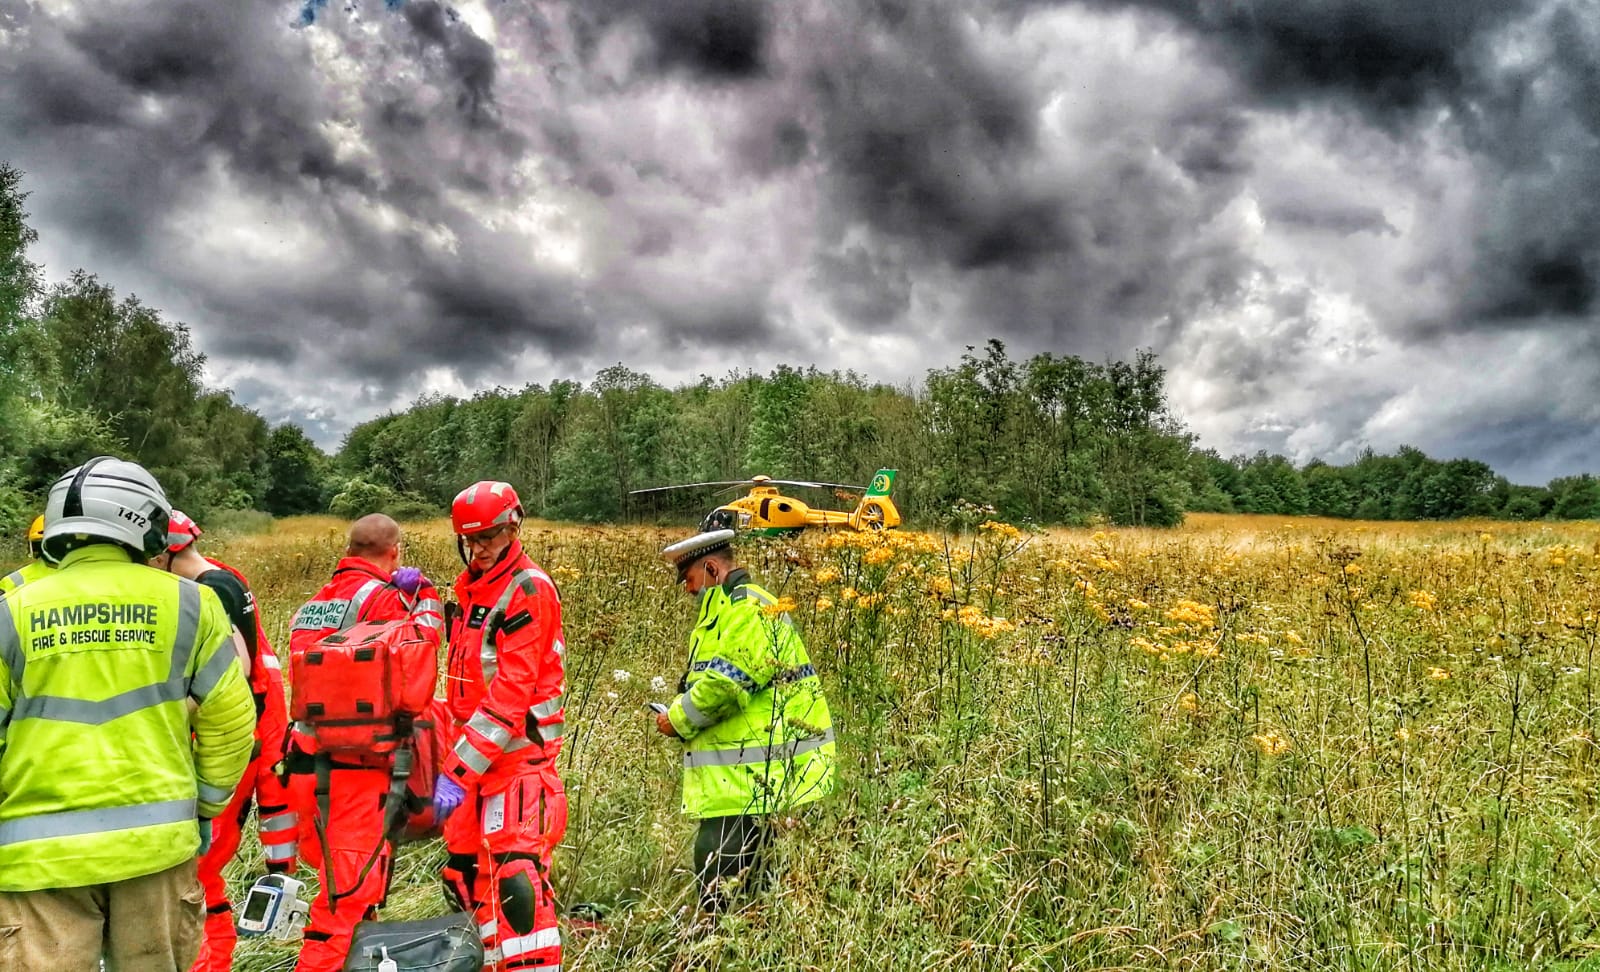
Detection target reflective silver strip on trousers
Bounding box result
[0,798,197,845]
[679,694,716,729]
[683,728,836,769]
[11,584,206,724]
[197,781,234,805]
[529,695,564,719]
[341,580,385,630]
[264,842,297,862]
[259,814,298,833]
[536,720,563,741]
[453,736,494,775]
[501,927,562,958]
[466,710,514,748]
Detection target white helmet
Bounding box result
[42,456,174,563]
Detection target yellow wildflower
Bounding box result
[762,597,798,617]
[1407,590,1437,611]
[1395,726,1411,743]
[1426,667,1450,680]
[1178,692,1198,713]
[814,567,841,585]
[1343,563,1362,576]
[815,597,833,612]
[1251,731,1291,756]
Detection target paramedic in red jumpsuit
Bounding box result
[161,511,298,972]
[285,513,444,972]
[435,481,567,972]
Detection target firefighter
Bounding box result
[0,515,53,594]
[285,513,443,972]
[159,510,298,972]
[656,529,836,911]
[436,481,566,972]
[0,457,256,969]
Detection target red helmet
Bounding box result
[451,481,523,535]
[167,509,202,553]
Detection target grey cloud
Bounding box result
[2,0,1599,480]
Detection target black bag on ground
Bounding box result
[341,912,483,971]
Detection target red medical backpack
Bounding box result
[290,619,438,764]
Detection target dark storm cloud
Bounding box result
[573,0,772,80]
[2,0,1598,480]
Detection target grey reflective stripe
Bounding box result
[294,720,315,735]
[537,720,564,741]
[2,570,22,589]
[679,694,716,729]
[529,695,564,719]
[683,728,836,769]
[14,682,181,724]
[260,814,297,833]
[478,571,531,684]
[0,601,24,682]
[171,583,202,682]
[188,636,238,703]
[0,798,196,846]
[341,580,385,630]
[454,736,493,775]
[264,843,297,861]
[415,598,444,617]
[197,781,234,805]
[466,711,513,748]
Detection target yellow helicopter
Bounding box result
[631,469,901,535]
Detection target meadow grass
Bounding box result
[110,515,1600,968]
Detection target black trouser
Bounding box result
[692,814,771,912]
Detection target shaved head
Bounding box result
[347,514,402,559]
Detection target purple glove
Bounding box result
[393,566,426,596]
[433,775,465,822]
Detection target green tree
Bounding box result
[265,424,329,515]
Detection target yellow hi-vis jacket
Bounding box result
[0,544,256,891]
[667,569,835,819]
[0,559,54,596]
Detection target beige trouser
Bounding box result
[0,858,205,972]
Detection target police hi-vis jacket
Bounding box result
[0,545,256,891]
[667,569,835,820]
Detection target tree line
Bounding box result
[0,164,329,537]
[2,162,1596,536]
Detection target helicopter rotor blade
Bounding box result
[628,481,755,495]
[765,479,868,492]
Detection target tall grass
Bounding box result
[184,515,1600,970]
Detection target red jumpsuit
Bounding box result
[442,538,567,972]
[190,558,296,972]
[285,557,444,972]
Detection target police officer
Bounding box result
[656,529,836,911]
[0,515,53,594]
[0,457,257,970]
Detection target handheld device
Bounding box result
[645,701,669,715]
[236,874,310,940]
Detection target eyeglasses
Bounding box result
[461,524,510,548]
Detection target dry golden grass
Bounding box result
[12,512,1600,970]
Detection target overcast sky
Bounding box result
[3,0,1598,484]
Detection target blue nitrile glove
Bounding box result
[433,776,465,822]
[393,566,426,595]
[197,817,213,857]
